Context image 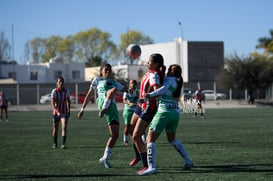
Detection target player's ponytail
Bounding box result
[159,65,166,85]
[171,65,183,98]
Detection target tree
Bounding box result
[256,29,273,58]
[28,37,44,62]
[56,35,74,62]
[220,55,273,103]
[0,31,11,62]
[74,28,117,66]
[41,35,62,63]
[119,30,154,60]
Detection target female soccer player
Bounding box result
[78,62,124,169]
[138,64,193,175]
[122,79,139,145]
[0,91,9,122]
[128,53,165,174]
[51,76,70,149]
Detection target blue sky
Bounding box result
[1,0,272,64]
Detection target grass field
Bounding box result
[0,107,273,181]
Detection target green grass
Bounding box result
[0,108,273,181]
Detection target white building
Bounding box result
[139,38,188,82]
[0,58,85,83]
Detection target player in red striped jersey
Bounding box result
[128,53,166,174]
[51,76,70,149]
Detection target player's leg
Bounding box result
[61,117,68,148]
[100,122,119,168]
[52,118,60,149]
[167,133,193,170]
[129,112,141,166]
[133,118,149,173]
[99,88,117,117]
[0,107,3,121]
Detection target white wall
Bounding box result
[139,38,188,82]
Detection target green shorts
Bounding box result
[97,96,120,125]
[149,110,180,134]
[123,109,134,125]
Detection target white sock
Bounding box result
[102,147,112,161]
[123,135,128,142]
[102,98,111,110]
[171,139,192,164]
[147,142,156,169]
[141,134,146,143]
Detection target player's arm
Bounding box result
[66,93,71,116]
[51,97,60,115]
[145,79,170,98]
[78,88,93,119]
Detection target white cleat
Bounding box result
[99,158,112,169]
[138,168,156,176]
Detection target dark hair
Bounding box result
[150,53,164,69]
[150,53,165,85]
[168,64,183,98]
[57,76,64,83]
[100,62,112,76]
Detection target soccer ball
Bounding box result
[126,44,141,61]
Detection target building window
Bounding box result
[54,71,62,79]
[72,71,80,79]
[8,72,16,80]
[30,71,38,80]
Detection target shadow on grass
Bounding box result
[160,163,273,174]
[0,173,136,180]
[156,141,240,147]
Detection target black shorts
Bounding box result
[52,114,69,122]
[134,105,157,123]
[0,105,8,109]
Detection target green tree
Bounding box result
[29,37,44,63]
[0,31,11,62]
[41,35,62,62]
[57,35,74,62]
[220,55,273,103]
[119,30,154,59]
[74,28,117,66]
[256,29,273,58]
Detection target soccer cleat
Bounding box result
[98,109,107,117]
[129,157,141,166]
[5,119,8,122]
[61,145,66,149]
[183,162,194,170]
[138,167,156,176]
[99,158,112,169]
[52,143,57,149]
[137,167,148,175]
[123,140,128,145]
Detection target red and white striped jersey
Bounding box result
[138,70,161,111]
[51,88,70,115]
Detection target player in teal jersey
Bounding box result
[78,62,124,169]
[122,80,139,145]
[138,64,193,176]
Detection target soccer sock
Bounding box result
[141,133,146,143]
[123,135,128,142]
[133,144,140,159]
[102,147,112,161]
[53,136,57,145]
[171,139,192,164]
[102,98,111,110]
[140,152,148,167]
[62,136,66,145]
[147,142,156,169]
